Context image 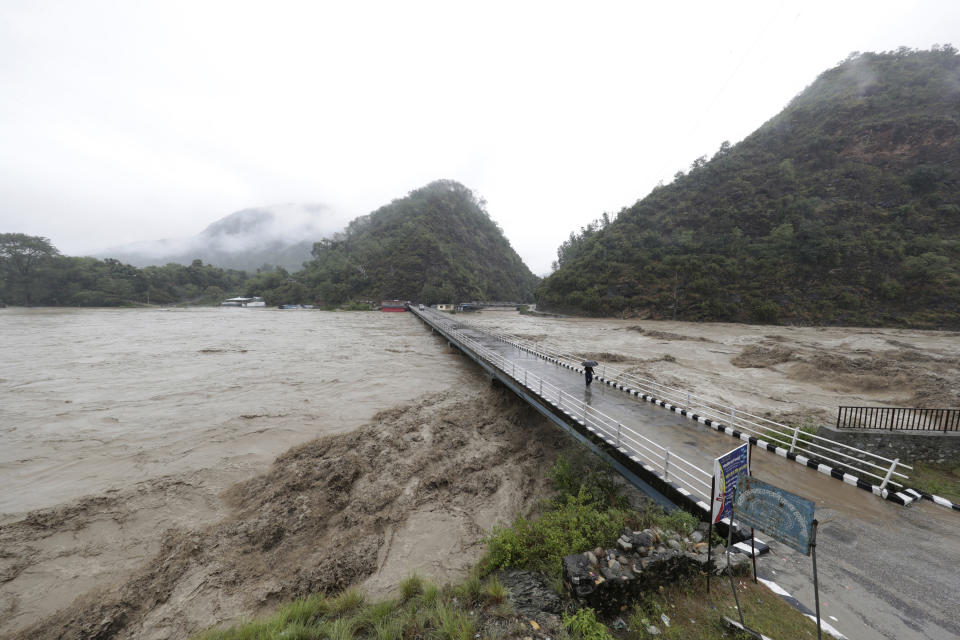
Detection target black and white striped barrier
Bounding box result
[758,577,848,639]
[497,336,960,511]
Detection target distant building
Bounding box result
[458,303,478,312]
[380,300,407,312]
[437,303,455,312]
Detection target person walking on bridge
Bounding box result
[582,359,597,386]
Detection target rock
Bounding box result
[646,624,661,635]
[666,539,681,551]
[607,558,621,571]
[694,542,709,552]
[691,531,704,543]
[617,537,633,552]
[593,547,604,558]
[500,569,566,617]
[585,551,597,566]
[631,530,655,547]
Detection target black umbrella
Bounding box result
[582,360,598,367]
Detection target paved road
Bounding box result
[431,313,960,640]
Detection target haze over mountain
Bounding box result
[98,203,348,272]
[538,47,960,328]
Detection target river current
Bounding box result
[0,308,474,518]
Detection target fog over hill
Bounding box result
[97,203,349,272]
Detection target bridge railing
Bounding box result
[475,326,913,490]
[838,406,960,432]
[416,309,714,504]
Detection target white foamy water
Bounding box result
[0,308,474,517]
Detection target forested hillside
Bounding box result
[295,180,538,305]
[0,233,247,306]
[538,47,960,327]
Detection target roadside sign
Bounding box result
[733,476,816,555]
[712,443,749,523]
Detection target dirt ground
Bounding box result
[4,312,960,640]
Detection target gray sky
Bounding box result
[2,1,958,274]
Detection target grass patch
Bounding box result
[564,607,614,640]
[624,575,820,639]
[482,454,633,579]
[906,460,960,502]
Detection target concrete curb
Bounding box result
[757,576,848,639]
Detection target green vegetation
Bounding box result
[538,47,960,328]
[299,180,538,307]
[483,454,632,579]
[563,608,613,640]
[905,460,960,503]
[624,576,820,639]
[0,233,247,306]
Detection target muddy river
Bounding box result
[0,308,473,517]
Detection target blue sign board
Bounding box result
[712,444,749,524]
[733,476,816,555]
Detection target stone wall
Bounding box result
[820,426,960,464]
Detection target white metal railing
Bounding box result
[477,326,913,490]
[416,308,714,503]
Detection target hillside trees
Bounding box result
[300,180,538,305]
[537,47,960,327]
[0,233,248,306]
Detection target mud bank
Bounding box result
[1,386,567,639]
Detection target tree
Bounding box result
[0,233,60,304]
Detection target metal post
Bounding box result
[602,364,606,378]
[730,407,736,429]
[617,423,621,448]
[707,476,716,594]
[727,493,745,629]
[686,392,690,411]
[789,425,801,453]
[583,400,587,426]
[811,520,822,640]
[539,379,543,396]
[879,458,899,490]
[524,370,527,387]
[663,448,671,481]
[558,390,562,410]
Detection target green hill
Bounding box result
[298,180,538,305]
[537,47,960,328]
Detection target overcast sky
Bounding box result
[2,1,958,274]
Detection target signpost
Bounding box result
[707,443,749,592]
[729,477,821,640]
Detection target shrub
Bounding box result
[562,607,612,640]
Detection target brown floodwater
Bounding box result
[0,307,474,518]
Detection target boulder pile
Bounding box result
[562,526,751,613]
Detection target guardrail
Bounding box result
[475,326,913,491]
[414,308,715,505]
[837,406,960,432]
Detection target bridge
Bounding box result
[409,305,960,640]
[409,306,921,514]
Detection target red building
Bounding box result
[380,300,407,312]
